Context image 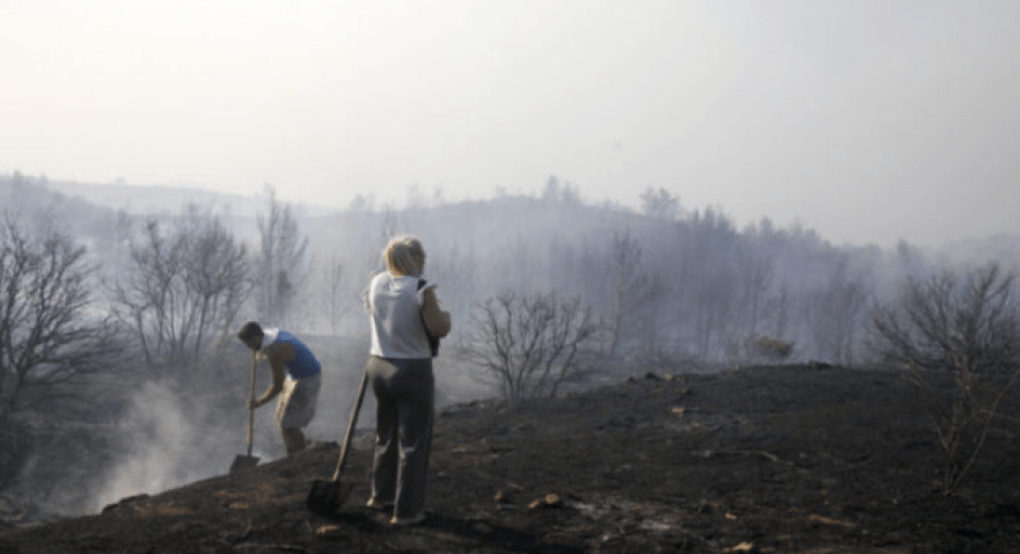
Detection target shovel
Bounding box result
[230,354,260,473]
[307,368,369,516]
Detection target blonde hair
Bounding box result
[383,235,426,276]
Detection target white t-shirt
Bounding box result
[365,272,436,359]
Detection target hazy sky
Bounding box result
[2,1,1018,249]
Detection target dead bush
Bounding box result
[870,262,1020,494]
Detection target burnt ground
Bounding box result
[2,364,1020,553]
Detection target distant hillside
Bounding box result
[43,180,267,218]
[942,233,1020,268]
[41,180,337,218]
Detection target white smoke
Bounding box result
[86,379,271,513]
[24,336,496,518]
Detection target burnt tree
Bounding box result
[870,262,1020,494]
[462,291,599,402]
[112,206,250,366]
[0,219,120,483]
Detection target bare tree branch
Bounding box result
[461,291,601,402]
[869,262,1020,494]
[111,206,250,368]
[0,218,121,422]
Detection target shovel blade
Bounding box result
[307,479,352,516]
[229,454,260,474]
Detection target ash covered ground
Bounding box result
[2,364,1020,553]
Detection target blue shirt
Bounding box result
[273,330,321,379]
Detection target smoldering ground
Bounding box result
[3,332,496,522]
[8,372,255,519]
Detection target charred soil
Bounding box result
[3,364,1020,553]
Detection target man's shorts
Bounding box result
[277,372,321,429]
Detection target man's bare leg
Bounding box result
[282,427,306,456]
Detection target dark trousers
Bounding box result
[365,356,434,519]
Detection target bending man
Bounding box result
[237,321,322,456]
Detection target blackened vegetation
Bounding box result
[870,262,1020,495]
[0,218,123,489]
[110,209,250,367]
[460,291,600,402]
[3,365,1020,553]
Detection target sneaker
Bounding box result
[389,513,425,527]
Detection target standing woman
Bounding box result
[363,235,451,526]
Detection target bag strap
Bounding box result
[417,279,439,357]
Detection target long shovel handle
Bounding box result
[247,354,258,457]
[331,368,369,483]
